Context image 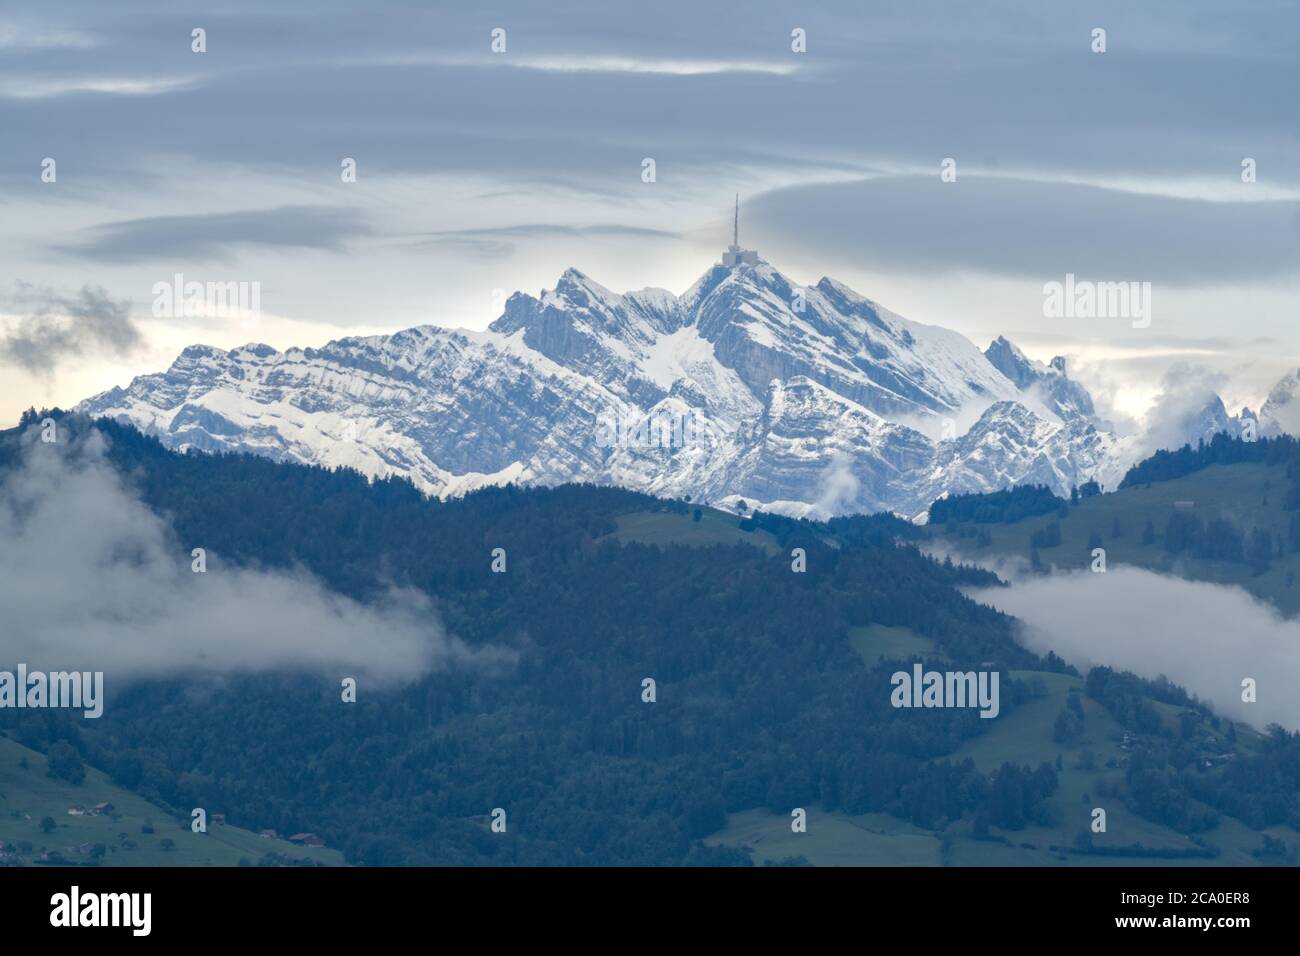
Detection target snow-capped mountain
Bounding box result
[1259,370,1300,437]
[79,254,1193,519]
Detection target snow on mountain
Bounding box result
[982,336,1100,426]
[720,377,936,517]
[1259,369,1300,437]
[923,401,1130,508]
[684,263,1021,421]
[1180,394,1237,443]
[80,255,1152,518]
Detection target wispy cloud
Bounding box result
[0,75,198,100]
[474,54,800,76]
[0,24,98,51]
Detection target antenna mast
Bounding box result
[720,192,757,267]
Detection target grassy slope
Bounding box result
[849,624,943,666]
[0,733,343,867]
[938,462,1300,614]
[706,808,943,866]
[942,669,1292,867]
[610,508,781,555]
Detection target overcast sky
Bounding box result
[1,0,1296,425]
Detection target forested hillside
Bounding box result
[3,414,1298,865]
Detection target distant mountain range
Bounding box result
[79,254,1275,520]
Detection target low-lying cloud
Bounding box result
[812,450,862,517]
[0,427,496,685]
[1136,363,1234,455]
[1,282,141,374]
[968,566,1300,730]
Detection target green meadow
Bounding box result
[0,733,343,867]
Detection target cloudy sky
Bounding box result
[1,0,1296,426]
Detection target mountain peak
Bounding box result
[981,337,1099,425]
[550,267,619,305]
[177,343,222,360]
[984,336,1040,389]
[234,342,278,358]
[556,266,594,285]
